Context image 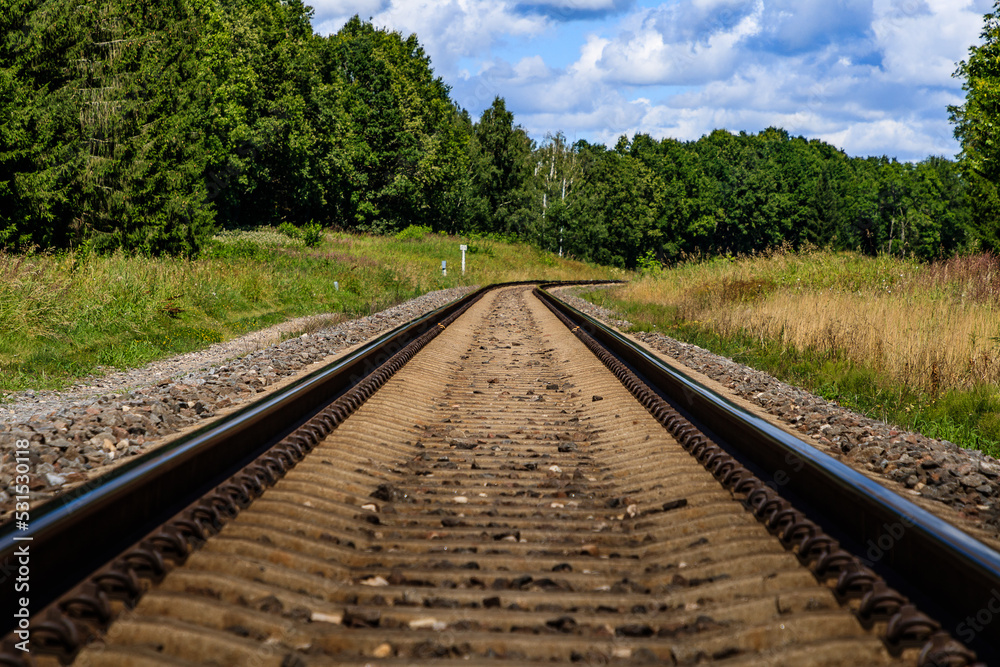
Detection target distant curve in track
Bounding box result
[1,284,995,666]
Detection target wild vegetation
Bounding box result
[8,0,1000,457]
[583,251,1000,456]
[0,228,613,394]
[563,3,1000,457]
[0,2,992,265]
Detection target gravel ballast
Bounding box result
[555,288,1000,538]
[0,286,475,520]
[5,283,1000,540]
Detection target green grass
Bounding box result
[582,286,1000,459]
[0,228,617,395]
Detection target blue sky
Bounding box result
[310,0,992,161]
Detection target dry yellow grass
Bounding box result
[611,251,1000,395]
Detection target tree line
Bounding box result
[548,130,973,267]
[0,1,994,266]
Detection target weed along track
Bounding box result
[2,285,998,666]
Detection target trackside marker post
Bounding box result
[441,260,447,277]
[460,245,467,274]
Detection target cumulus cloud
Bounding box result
[873,0,984,86]
[820,118,957,158]
[752,0,874,54]
[312,1,548,72]
[310,0,990,160]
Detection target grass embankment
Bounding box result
[0,227,617,394]
[582,251,1000,458]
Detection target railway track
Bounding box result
[2,283,999,665]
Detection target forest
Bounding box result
[1,0,998,267]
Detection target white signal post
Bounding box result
[460,244,467,274]
[441,260,447,277]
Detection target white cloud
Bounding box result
[572,34,610,77]
[466,54,603,114]
[514,55,551,80]
[820,118,956,158]
[313,1,548,72]
[309,0,990,160]
[588,1,763,85]
[873,0,984,86]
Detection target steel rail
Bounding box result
[8,278,991,664]
[8,279,960,665]
[537,284,1000,663]
[0,285,479,637]
[0,280,613,640]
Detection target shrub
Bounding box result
[277,222,301,239]
[302,222,324,248]
[202,238,271,261]
[395,224,433,241]
[636,249,662,274]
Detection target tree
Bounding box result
[532,132,579,252]
[908,157,971,258]
[196,0,323,230]
[2,0,85,250]
[2,0,214,255]
[663,141,718,260]
[951,4,1000,251]
[952,6,1000,185]
[0,1,30,248]
[965,174,1000,252]
[325,17,469,233]
[562,138,664,268]
[471,97,535,236]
